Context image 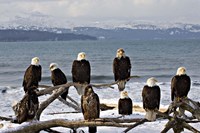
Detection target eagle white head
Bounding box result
[77,52,86,61]
[49,63,58,71]
[120,91,129,99]
[176,67,186,76]
[116,48,125,58]
[31,57,40,66]
[147,77,158,87]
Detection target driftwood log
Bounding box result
[1,76,200,133]
[158,97,200,133]
[3,118,143,133]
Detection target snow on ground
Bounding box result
[0,103,200,133]
[0,87,199,133]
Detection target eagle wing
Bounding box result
[155,86,161,109]
[22,65,32,87]
[94,93,100,118]
[142,86,148,109]
[126,56,131,78]
[113,58,119,81]
[72,60,78,82]
[51,68,67,86]
[184,75,191,96]
[171,76,176,101]
[72,60,91,84]
[81,95,85,115]
[37,65,42,82]
[83,60,91,84]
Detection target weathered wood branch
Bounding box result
[34,75,137,118]
[182,121,200,133]
[39,84,80,110]
[95,118,143,123]
[161,117,200,133]
[57,97,81,112]
[36,86,72,120]
[36,82,120,120]
[3,119,131,133]
[46,111,79,115]
[38,84,70,96]
[66,95,79,106]
[157,97,200,133]
[0,116,13,121]
[166,97,200,120]
[38,75,137,96]
[123,118,148,133]
[180,98,200,120]
[90,75,137,89]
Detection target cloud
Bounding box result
[0,0,200,25]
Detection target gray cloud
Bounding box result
[0,0,200,26]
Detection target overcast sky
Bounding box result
[1,0,200,26]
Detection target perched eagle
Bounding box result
[12,86,39,124]
[72,52,91,95]
[118,91,132,115]
[50,63,68,100]
[113,48,131,91]
[142,77,160,121]
[22,57,42,93]
[171,67,191,117]
[81,85,100,133]
[171,67,191,101]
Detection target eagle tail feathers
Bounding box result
[145,109,157,121]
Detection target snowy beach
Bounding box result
[0,84,200,133]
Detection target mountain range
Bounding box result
[1,21,200,41]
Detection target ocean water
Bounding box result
[0,40,200,116]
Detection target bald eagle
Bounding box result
[22,57,42,92]
[171,67,191,101]
[171,67,191,117]
[113,48,131,91]
[81,85,100,133]
[118,91,132,115]
[50,63,68,100]
[12,86,39,124]
[72,52,91,95]
[142,77,160,121]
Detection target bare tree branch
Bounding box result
[57,97,81,112]
[123,119,148,133]
[91,75,137,89]
[38,75,138,96]
[95,118,144,123]
[158,97,200,133]
[46,111,79,115]
[66,95,79,106]
[0,116,13,121]
[36,86,72,120]
[3,119,130,133]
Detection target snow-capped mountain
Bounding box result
[0,13,200,40]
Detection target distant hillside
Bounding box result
[0,29,97,42]
[1,23,200,41]
[71,27,200,40]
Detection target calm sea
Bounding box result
[0,40,200,115]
